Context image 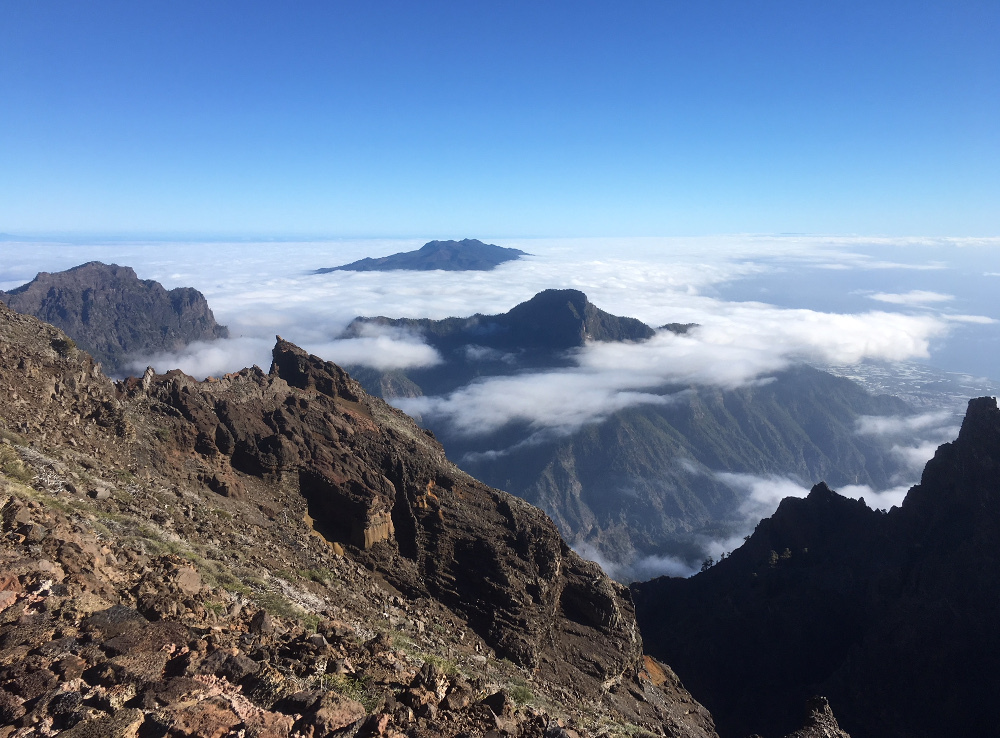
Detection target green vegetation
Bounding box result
[0,445,33,483]
[298,567,337,585]
[422,653,458,676]
[51,336,76,357]
[253,590,300,620]
[320,673,383,713]
[508,681,534,705]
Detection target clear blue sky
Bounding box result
[1,1,997,237]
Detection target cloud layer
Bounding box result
[869,290,954,305]
[399,308,952,438]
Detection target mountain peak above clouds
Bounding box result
[0,260,228,376]
[315,238,527,273]
[503,288,656,349]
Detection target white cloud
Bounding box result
[837,483,911,509]
[129,337,274,379]
[869,290,954,305]
[715,472,812,520]
[398,374,684,437]
[2,234,991,403]
[305,323,441,371]
[890,441,943,472]
[942,314,997,324]
[855,411,956,436]
[573,542,698,581]
[397,307,951,437]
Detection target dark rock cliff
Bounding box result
[633,396,1000,738]
[0,261,228,376]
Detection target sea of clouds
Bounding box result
[3,234,997,578]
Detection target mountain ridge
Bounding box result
[0,261,228,376]
[315,238,527,273]
[632,396,1000,738]
[342,290,915,576]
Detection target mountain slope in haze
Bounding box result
[315,238,527,273]
[458,366,911,573]
[632,396,1000,738]
[343,290,913,575]
[0,261,228,376]
[0,300,720,738]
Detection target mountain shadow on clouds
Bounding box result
[632,397,1000,738]
[314,238,527,273]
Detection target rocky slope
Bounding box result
[632,396,1000,738]
[0,262,228,376]
[315,239,527,273]
[343,291,911,576]
[0,301,719,738]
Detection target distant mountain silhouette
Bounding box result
[315,238,527,273]
[0,261,228,375]
[632,396,1000,738]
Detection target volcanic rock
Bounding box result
[0,300,718,737]
[0,261,228,375]
[633,396,1000,738]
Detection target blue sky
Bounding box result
[1,1,997,236]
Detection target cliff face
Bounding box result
[0,261,228,376]
[633,396,1000,738]
[0,301,718,738]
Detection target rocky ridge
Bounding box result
[0,301,719,738]
[344,288,654,398]
[0,262,228,376]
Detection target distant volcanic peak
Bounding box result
[421,238,527,255]
[0,260,228,375]
[506,288,655,345]
[316,238,527,273]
